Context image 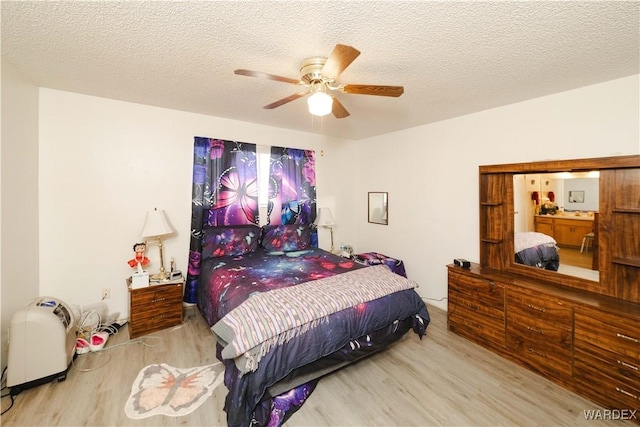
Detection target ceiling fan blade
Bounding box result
[263,92,306,109]
[322,44,361,80]
[332,98,350,119]
[342,84,404,97]
[234,69,300,85]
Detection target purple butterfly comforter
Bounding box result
[197,247,430,427]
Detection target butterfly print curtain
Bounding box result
[184,137,258,303]
[266,146,318,245]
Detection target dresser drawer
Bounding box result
[535,217,554,224]
[131,283,183,308]
[507,289,572,327]
[505,289,573,379]
[506,309,572,350]
[573,307,640,413]
[448,270,504,308]
[131,308,183,330]
[506,333,572,377]
[449,305,505,349]
[574,345,640,389]
[574,365,640,411]
[575,309,640,359]
[449,289,504,322]
[130,301,182,323]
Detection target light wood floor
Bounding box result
[2,305,634,427]
[558,246,594,270]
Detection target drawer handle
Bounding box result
[152,314,167,320]
[617,360,639,371]
[152,297,167,303]
[527,303,546,313]
[527,347,547,358]
[617,333,639,343]
[466,303,480,311]
[526,326,544,335]
[465,320,481,329]
[616,387,639,400]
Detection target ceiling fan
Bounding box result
[234,44,404,119]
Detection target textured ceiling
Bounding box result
[2,1,638,140]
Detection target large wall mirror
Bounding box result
[368,192,388,225]
[513,172,600,283]
[480,155,639,300]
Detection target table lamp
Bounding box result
[314,208,336,252]
[140,208,175,281]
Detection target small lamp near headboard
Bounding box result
[314,208,336,253]
[140,208,175,281]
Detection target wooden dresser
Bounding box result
[448,264,640,416]
[454,155,640,421]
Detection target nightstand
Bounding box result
[126,277,184,338]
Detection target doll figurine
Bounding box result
[128,242,150,269]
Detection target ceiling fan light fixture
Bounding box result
[307,90,333,116]
[235,44,402,119]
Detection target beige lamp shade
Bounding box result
[140,208,175,239]
[314,208,336,227]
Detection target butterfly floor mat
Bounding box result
[125,362,224,419]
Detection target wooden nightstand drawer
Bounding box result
[131,309,182,334]
[128,279,184,338]
[130,301,182,323]
[131,284,182,309]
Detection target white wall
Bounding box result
[38,89,344,321]
[1,60,41,370]
[335,75,639,310]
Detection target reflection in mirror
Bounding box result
[513,172,599,282]
[368,192,388,225]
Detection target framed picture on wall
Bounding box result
[569,190,585,203]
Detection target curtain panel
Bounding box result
[184,137,258,303]
[266,146,318,245]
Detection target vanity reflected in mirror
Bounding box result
[368,192,388,225]
[513,172,600,282]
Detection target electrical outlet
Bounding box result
[102,288,111,300]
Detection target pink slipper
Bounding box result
[89,331,109,352]
[76,338,90,355]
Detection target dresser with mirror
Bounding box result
[448,154,639,415]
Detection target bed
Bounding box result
[195,223,430,427]
[514,231,560,271]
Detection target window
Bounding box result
[256,146,270,207]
